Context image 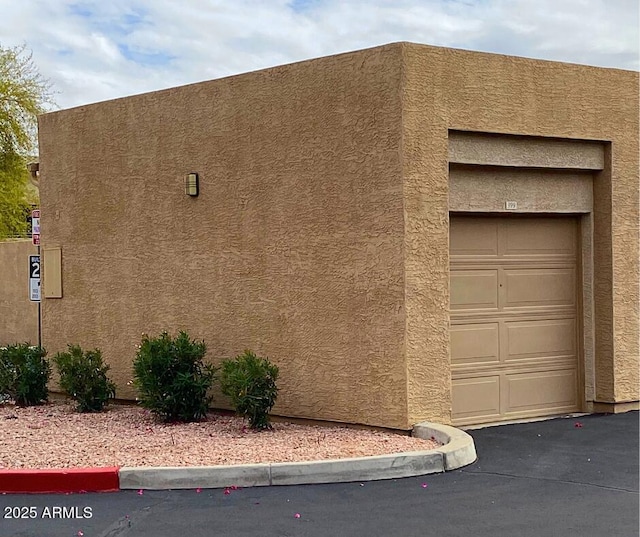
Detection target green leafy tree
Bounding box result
[0,44,52,239]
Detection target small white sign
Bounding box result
[505,201,518,210]
[32,217,40,234]
[29,278,40,302]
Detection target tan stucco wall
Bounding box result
[0,240,39,345]
[449,167,594,213]
[402,43,639,425]
[37,42,639,429]
[38,45,409,428]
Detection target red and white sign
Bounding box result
[31,209,40,245]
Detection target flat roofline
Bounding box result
[40,40,638,118]
[400,41,639,75]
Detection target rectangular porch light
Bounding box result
[185,173,199,197]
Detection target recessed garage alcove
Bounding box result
[448,131,604,425]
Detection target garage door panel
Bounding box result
[450,215,579,426]
[504,218,576,257]
[452,376,500,422]
[505,319,576,361]
[503,268,575,309]
[450,219,498,257]
[451,270,498,310]
[505,369,578,414]
[451,323,499,365]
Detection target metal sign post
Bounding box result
[30,209,41,348]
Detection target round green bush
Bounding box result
[133,331,216,422]
[220,350,279,430]
[0,343,50,406]
[54,345,116,412]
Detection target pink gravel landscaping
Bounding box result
[0,401,440,469]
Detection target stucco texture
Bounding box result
[0,240,39,345]
[401,43,639,424]
[37,42,639,429]
[38,45,409,429]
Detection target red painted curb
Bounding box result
[0,467,120,494]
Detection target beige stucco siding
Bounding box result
[448,167,594,214]
[38,45,409,428]
[0,240,39,345]
[402,43,639,424]
[36,42,638,429]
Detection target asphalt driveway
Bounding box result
[1,411,637,537]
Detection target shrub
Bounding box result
[0,348,13,400]
[54,345,116,412]
[132,331,216,422]
[0,343,50,406]
[220,350,279,430]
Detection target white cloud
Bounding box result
[0,0,637,109]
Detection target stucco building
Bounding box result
[36,42,639,430]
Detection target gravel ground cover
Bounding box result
[0,401,440,469]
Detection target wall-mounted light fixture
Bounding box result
[185,172,199,197]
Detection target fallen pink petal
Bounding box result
[77,532,84,537]
[421,483,428,488]
[196,488,202,493]
[224,488,231,495]
[137,489,144,495]
[575,422,583,428]
[294,513,301,518]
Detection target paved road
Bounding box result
[1,411,637,537]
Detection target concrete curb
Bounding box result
[0,423,476,493]
[119,451,445,490]
[412,422,477,470]
[0,467,120,494]
[119,464,271,490]
[119,422,476,490]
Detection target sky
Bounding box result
[1,0,638,110]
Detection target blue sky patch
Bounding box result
[289,0,319,13]
[68,3,147,36]
[69,3,93,18]
[118,44,175,67]
[123,11,145,26]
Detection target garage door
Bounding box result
[450,215,580,426]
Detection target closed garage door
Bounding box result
[450,215,580,426]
